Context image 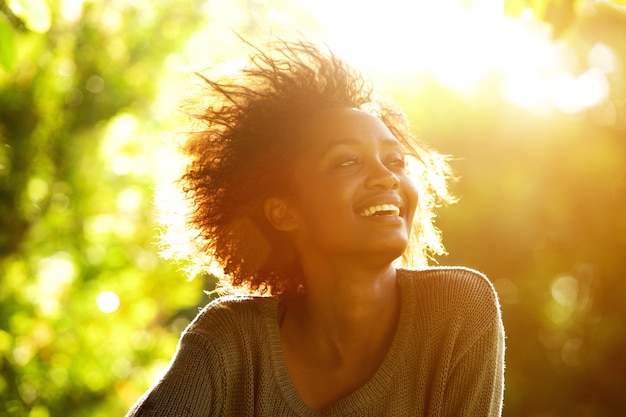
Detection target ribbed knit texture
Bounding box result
[126,267,505,416]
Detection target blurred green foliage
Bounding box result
[0,0,625,416]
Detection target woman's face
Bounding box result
[281,107,419,265]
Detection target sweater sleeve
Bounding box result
[413,268,506,417]
[125,331,224,417]
[442,315,505,417]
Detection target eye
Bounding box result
[338,158,359,167]
[334,154,361,169]
[386,155,406,170]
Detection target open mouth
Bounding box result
[360,204,401,217]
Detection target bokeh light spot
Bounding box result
[551,275,579,308]
[36,252,77,315]
[130,330,153,350]
[96,291,120,313]
[116,187,144,214]
[551,69,609,113]
[561,338,584,368]
[587,43,618,74]
[85,75,105,94]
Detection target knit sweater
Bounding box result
[126,267,505,416]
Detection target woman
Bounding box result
[127,39,505,416]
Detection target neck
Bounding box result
[285,262,400,363]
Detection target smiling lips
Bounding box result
[360,203,401,217]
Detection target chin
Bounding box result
[363,241,408,264]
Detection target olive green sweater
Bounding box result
[126,267,505,416]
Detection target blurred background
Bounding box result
[1,0,625,415]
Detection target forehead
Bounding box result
[298,107,400,149]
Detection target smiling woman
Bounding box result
[282,108,418,270]
[126,39,505,416]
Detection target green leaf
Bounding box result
[0,13,17,71]
[8,0,51,33]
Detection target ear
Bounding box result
[264,197,299,232]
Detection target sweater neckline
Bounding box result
[261,269,413,416]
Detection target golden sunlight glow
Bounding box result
[500,71,549,110]
[550,69,610,114]
[588,42,618,73]
[166,0,617,116]
[149,0,623,283]
[297,0,614,115]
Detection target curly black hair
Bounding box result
[162,39,454,296]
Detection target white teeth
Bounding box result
[361,204,400,217]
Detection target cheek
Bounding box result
[404,178,420,217]
[295,182,353,224]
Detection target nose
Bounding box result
[365,161,400,190]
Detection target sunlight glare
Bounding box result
[550,69,609,114]
[501,71,548,109]
[296,0,611,115]
[587,43,618,74]
[520,7,534,20]
[471,0,504,17]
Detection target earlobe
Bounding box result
[264,198,298,232]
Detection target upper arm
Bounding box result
[446,316,505,416]
[125,332,224,417]
[417,267,505,417]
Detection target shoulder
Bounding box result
[184,295,277,339]
[399,266,498,302]
[398,266,502,324]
